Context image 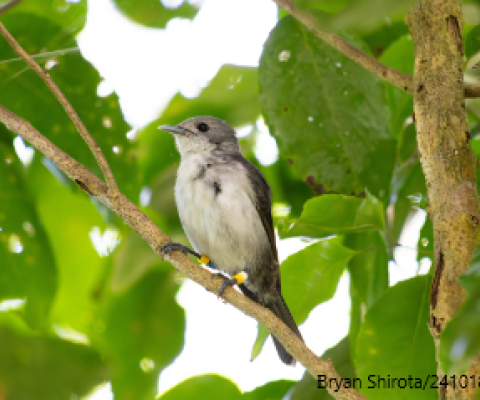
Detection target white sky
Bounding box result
[73,0,428,397]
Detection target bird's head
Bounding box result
[159,116,240,157]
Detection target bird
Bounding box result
[158,116,302,365]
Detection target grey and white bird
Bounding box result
[159,116,302,365]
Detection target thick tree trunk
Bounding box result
[406,0,480,398]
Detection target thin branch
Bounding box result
[272,0,414,93]
[0,0,23,15]
[272,0,480,99]
[0,22,119,197]
[0,104,367,400]
[465,83,480,98]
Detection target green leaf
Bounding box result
[440,286,480,375]
[252,237,354,358]
[345,232,388,357]
[27,159,107,332]
[345,231,388,309]
[0,143,56,329]
[137,64,260,183]
[362,21,409,57]
[97,269,185,400]
[329,0,417,34]
[459,244,480,294]
[466,23,480,60]
[379,35,414,138]
[259,14,395,198]
[113,0,197,29]
[417,217,433,262]
[281,192,384,239]
[0,14,140,201]
[440,244,480,374]
[356,275,437,400]
[110,228,169,293]
[158,374,241,400]
[6,0,87,34]
[250,324,270,361]
[242,380,294,400]
[282,237,354,324]
[290,337,356,400]
[0,319,109,400]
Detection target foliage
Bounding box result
[1,0,480,399]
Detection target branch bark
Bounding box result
[0,104,366,400]
[406,1,480,399]
[0,22,119,196]
[0,0,23,15]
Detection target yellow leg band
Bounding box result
[232,272,247,285]
[199,254,210,264]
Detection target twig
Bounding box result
[0,103,366,400]
[272,0,413,93]
[0,0,23,15]
[465,83,480,98]
[0,22,119,197]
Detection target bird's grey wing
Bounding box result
[232,155,278,263]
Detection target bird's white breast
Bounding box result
[174,154,270,275]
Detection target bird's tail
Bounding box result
[267,292,303,365]
[239,284,302,365]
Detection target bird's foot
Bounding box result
[161,242,210,264]
[218,271,248,297]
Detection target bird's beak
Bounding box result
[158,125,188,135]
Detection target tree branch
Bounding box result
[272,0,480,100]
[0,104,366,400]
[406,1,480,398]
[0,0,23,16]
[272,0,413,93]
[0,22,119,196]
[465,83,480,98]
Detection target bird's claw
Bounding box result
[160,242,197,260]
[218,277,239,297]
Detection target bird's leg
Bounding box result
[160,242,210,265]
[218,271,248,296]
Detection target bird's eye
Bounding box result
[197,123,209,132]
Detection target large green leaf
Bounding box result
[4,0,87,34]
[465,23,480,60]
[440,244,480,374]
[27,159,107,332]
[137,64,260,184]
[252,237,354,359]
[417,216,433,262]
[281,192,384,239]
[0,314,109,400]
[158,374,241,400]
[97,269,185,400]
[379,35,414,138]
[328,0,417,34]
[0,143,56,329]
[113,0,197,29]
[345,231,388,357]
[110,206,171,292]
[290,337,356,400]
[356,275,436,400]
[345,231,388,309]
[242,380,294,400]
[0,14,140,201]
[259,13,395,198]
